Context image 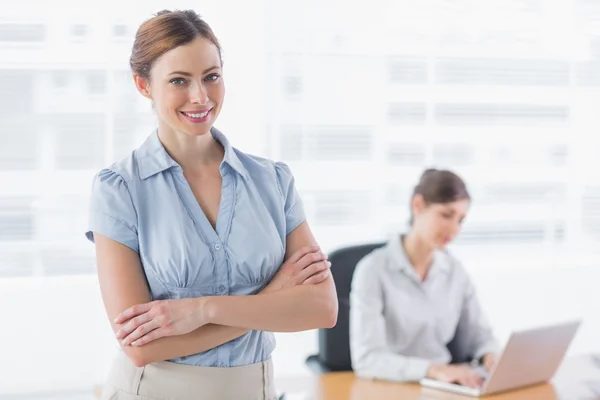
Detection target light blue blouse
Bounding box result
[85,128,306,367]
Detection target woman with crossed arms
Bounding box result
[86,9,337,400]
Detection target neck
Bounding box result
[402,231,435,277]
[157,123,224,174]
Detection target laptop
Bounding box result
[419,319,581,397]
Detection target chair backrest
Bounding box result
[316,242,386,371]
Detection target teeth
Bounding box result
[183,111,209,118]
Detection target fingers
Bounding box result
[130,326,171,347]
[436,366,482,388]
[116,312,153,339]
[295,251,327,272]
[297,261,331,283]
[114,302,155,324]
[122,320,160,346]
[457,373,483,388]
[286,245,321,264]
[302,269,331,285]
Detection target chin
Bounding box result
[440,240,453,248]
[179,125,213,137]
[432,240,449,249]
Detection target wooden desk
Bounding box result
[278,355,600,400]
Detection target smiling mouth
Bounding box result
[181,110,209,118]
[180,109,212,123]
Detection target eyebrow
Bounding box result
[168,66,220,76]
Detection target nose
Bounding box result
[190,82,209,105]
[450,220,461,236]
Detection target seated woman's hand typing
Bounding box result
[114,245,331,346]
[426,364,484,388]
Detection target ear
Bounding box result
[411,194,427,219]
[133,74,152,99]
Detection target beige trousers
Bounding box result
[100,351,277,400]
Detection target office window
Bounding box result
[112,24,128,38]
[433,143,474,166]
[481,184,566,205]
[41,249,95,276]
[388,103,427,124]
[548,145,569,166]
[113,114,145,161]
[112,70,138,109]
[52,70,69,88]
[435,104,570,126]
[456,224,547,245]
[279,124,303,161]
[387,143,426,165]
[0,23,45,42]
[435,58,570,86]
[0,125,37,170]
[305,125,372,160]
[0,250,36,278]
[582,186,600,239]
[0,70,33,115]
[0,198,34,242]
[86,71,106,94]
[0,71,37,170]
[385,185,411,206]
[576,61,600,86]
[553,222,566,242]
[54,114,105,169]
[283,76,302,98]
[388,57,428,84]
[490,146,512,163]
[71,24,87,38]
[314,191,371,226]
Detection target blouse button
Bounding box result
[214,243,222,251]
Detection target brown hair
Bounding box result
[130,10,222,80]
[409,168,470,224]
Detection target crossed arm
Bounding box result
[94,221,338,367]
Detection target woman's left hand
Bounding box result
[114,298,209,346]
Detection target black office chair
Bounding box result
[305,242,386,374]
[305,241,475,374]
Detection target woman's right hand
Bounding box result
[262,245,331,293]
[426,364,484,388]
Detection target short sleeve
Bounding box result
[84,169,139,253]
[275,161,306,235]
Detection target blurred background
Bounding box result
[1,0,600,398]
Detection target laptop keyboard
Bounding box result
[420,378,482,397]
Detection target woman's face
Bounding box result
[134,36,224,138]
[412,195,470,249]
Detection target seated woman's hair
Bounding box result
[413,168,470,204]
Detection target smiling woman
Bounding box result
[85,9,337,400]
[130,10,224,136]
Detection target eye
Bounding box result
[169,77,187,85]
[204,73,221,82]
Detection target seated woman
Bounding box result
[350,168,499,388]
